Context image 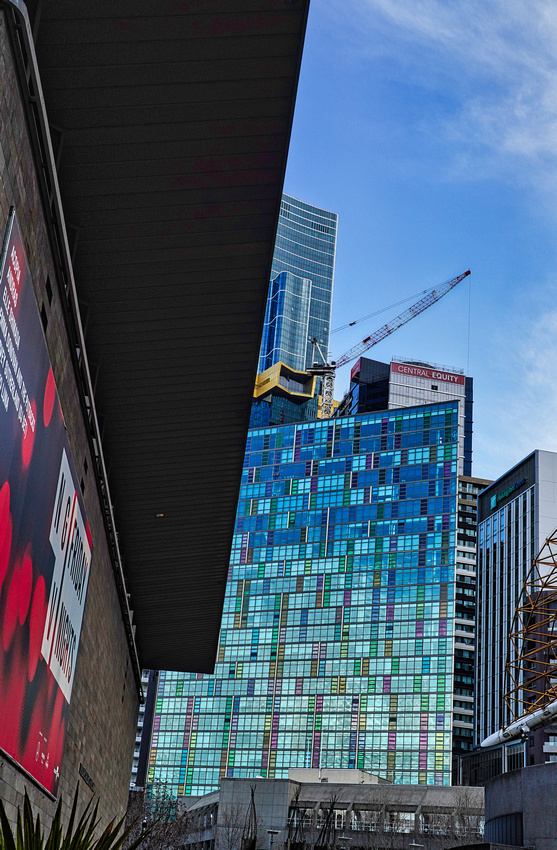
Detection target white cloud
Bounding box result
[328,0,557,185]
[474,308,557,479]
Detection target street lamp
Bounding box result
[267,829,280,850]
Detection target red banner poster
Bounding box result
[0,210,92,796]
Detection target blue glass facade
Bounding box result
[249,392,320,429]
[259,195,337,372]
[149,402,459,795]
[259,271,312,373]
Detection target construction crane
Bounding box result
[308,269,471,418]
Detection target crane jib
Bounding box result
[319,269,471,419]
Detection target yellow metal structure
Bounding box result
[253,362,316,402]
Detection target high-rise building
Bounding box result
[251,195,338,428]
[130,670,158,789]
[259,194,338,373]
[148,400,462,794]
[451,475,490,777]
[346,356,474,476]
[475,451,557,767]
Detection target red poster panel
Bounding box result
[0,210,92,796]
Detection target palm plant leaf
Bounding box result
[0,787,145,850]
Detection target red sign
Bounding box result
[350,358,361,381]
[390,361,465,385]
[0,210,92,796]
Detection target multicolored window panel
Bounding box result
[148,403,459,795]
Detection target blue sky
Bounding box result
[283,0,557,482]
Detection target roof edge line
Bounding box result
[1,0,143,698]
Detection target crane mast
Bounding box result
[310,269,471,419]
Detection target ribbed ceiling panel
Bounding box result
[35,0,309,671]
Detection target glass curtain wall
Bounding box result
[259,194,337,372]
[149,402,459,795]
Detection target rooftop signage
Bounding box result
[391,361,465,385]
[350,358,361,381]
[490,478,527,510]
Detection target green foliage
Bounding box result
[0,787,146,850]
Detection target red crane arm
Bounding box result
[335,270,471,369]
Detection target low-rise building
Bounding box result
[181,773,485,850]
[484,762,557,849]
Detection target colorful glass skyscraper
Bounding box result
[148,401,460,794]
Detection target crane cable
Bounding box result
[467,273,472,375]
[331,286,434,334]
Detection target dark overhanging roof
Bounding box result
[26,0,310,672]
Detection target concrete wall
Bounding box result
[218,778,296,845]
[289,768,385,784]
[0,7,139,833]
[536,451,557,549]
[485,762,557,850]
[215,778,484,850]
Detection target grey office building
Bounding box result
[476,451,557,753]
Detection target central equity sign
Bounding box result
[490,478,527,510]
[390,361,465,385]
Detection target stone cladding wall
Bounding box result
[0,8,139,833]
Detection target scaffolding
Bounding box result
[505,527,557,723]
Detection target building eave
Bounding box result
[11,0,310,673]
